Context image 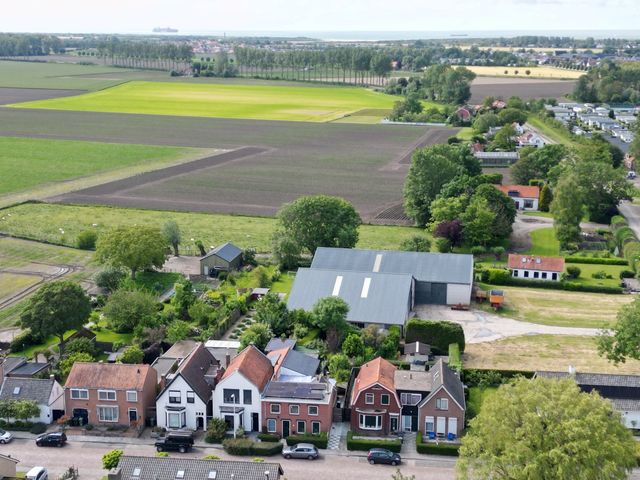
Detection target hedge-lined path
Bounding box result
[414,305,599,344]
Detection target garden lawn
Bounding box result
[484,285,632,328]
[11,81,400,123]
[0,136,195,196]
[467,387,497,420]
[526,227,560,256]
[569,263,626,288]
[0,203,424,254]
[133,271,183,295]
[464,334,640,374]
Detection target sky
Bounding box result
[1,0,639,37]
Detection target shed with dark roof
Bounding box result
[200,242,243,276]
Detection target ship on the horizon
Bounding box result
[153,27,178,33]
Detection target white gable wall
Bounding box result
[156,375,209,430]
[213,371,262,432]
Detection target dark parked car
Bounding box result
[35,432,67,447]
[155,431,194,453]
[367,448,401,466]
[282,443,319,460]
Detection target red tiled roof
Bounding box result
[351,357,396,405]
[221,345,273,392]
[65,362,154,391]
[495,184,540,199]
[508,254,565,272]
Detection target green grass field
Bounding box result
[526,228,560,256]
[12,81,399,122]
[0,136,196,198]
[0,273,39,300]
[0,203,424,254]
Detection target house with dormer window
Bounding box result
[508,254,565,282]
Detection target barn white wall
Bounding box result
[446,283,472,306]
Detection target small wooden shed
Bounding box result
[200,242,243,276]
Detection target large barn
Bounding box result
[287,247,473,331]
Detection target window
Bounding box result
[533,271,539,279]
[312,421,321,434]
[359,414,382,430]
[524,200,534,209]
[243,389,252,405]
[552,273,558,280]
[401,393,421,406]
[542,272,548,279]
[308,405,318,416]
[186,391,195,404]
[289,404,299,415]
[267,419,276,433]
[425,416,435,433]
[126,391,137,402]
[365,393,374,404]
[70,389,88,400]
[167,411,185,429]
[524,271,530,278]
[297,420,306,434]
[97,406,118,422]
[98,390,116,401]
[169,390,181,404]
[436,398,449,410]
[270,404,281,414]
[223,389,239,404]
[381,394,390,405]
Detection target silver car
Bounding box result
[0,429,12,444]
[282,443,319,460]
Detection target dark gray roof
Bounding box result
[265,338,296,353]
[264,380,331,402]
[0,377,54,405]
[116,456,283,480]
[160,343,218,403]
[202,242,242,263]
[610,398,640,411]
[152,358,178,382]
[535,371,640,388]
[281,349,319,377]
[287,268,412,327]
[403,342,431,356]
[420,359,465,410]
[394,370,432,392]
[311,247,473,285]
[7,362,49,377]
[1,357,26,374]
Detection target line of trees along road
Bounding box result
[95,39,193,71]
[0,33,63,57]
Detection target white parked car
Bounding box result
[627,171,637,179]
[26,467,48,480]
[0,429,13,444]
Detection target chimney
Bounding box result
[160,374,167,390]
[225,354,231,368]
[50,374,55,380]
[264,472,270,480]
[107,468,122,480]
[568,365,576,375]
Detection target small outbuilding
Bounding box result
[200,242,243,276]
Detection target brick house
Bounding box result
[417,359,466,439]
[350,357,401,435]
[64,362,157,427]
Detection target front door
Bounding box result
[436,416,446,435]
[402,416,412,432]
[282,420,290,438]
[411,415,418,432]
[72,408,88,426]
[252,413,259,432]
[128,409,138,423]
[390,417,398,433]
[196,416,204,430]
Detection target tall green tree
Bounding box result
[255,292,290,337]
[551,174,583,247]
[20,281,91,355]
[96,226,167,279]
[103,288,157,333]
[163,220,181,256]
[598,295,640,364]
[538,184,553,212]
[492,124,517,150]
[399,235,432,252]
[172,278,197,319]
[461,197,495,247]
[472,184,517,241]
[511,145,566,184]
[457,377,637,480]
[239,322,273,352]
[312,296,350,353]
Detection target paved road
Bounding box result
[1,438,458,480]
[619,201,640,239]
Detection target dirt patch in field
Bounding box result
[469,78,576,103]
[0,87,85,105]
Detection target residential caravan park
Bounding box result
[0,13,640,480]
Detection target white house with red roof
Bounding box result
[508,254,565,282]
[495,184,540,211]
[517,132,545,148]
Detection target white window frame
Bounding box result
[381,393,390,405]
[359,414,382,430]
[289,404,300,415]
[311,421,321,434]
[169,390,181,404]
[126,390,137,402]
[400,393,421,406]
[70,389,88,400]
[167,411,184,429]
[308,405,319,416]
[186,391,195,404]
[97,405,118,423]
[128,408,138,422]
[297,420,306,434]
[365,393,374,405]
[270,404,281,414]
[97,390,117,401]
[436,398,449,410]
[425,416,435,433]
[267,419,276,433]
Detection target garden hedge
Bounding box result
[346,432,401,453]
[223,438,283,456]
[564,256,628,266]
[483,268,623,294]
[615,227,636,248]
[257,433,280,442]
[416,432,460,456]
[611,215,628,230]
[285,432,328,449]
[405,319,465,354]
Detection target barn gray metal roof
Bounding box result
[535,371,640,388]
[287,268,412,327]
[116,455,283,480]
[311,247,473,285]
[201,242,242,263]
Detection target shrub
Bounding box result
[102,449,124,470]
[486,268,512,284]
[77,230,98,250]
[156,451,169,457]
[405,319,466,354]
[205,417,227,443]
[29,422,47,434]
[346,432,401,453]
[620,270,635,279]
[611,215,629,230]
[435,237,452,253]
[484,268,623,294]
[470,246,485,256]
[448,343,461,371]
[202,454,220,460]
[565,266,581,279]
[591,270,608,279]
[285,432,328,449]
[257,433,280,442]
[9,329,42,352]
[223,438,282,456]
[615,227,636,248]
[416,432,460,456]
[565,257,627,266]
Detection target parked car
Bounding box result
[35,432,67,447]
[282,443,319,460]
[627,171,637,179]
[367,448,401,466]
[155,431,194,453]
[0,429,13,444]
[26,466,48,480]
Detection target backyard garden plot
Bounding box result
[11,81,399,123]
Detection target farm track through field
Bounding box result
[0,262,75,310]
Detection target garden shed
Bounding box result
[200,242,243,276]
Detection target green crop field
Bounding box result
[0,203,424,254]
[12,81,399,122]
[0,136,197,198]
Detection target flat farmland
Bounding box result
[462,65,584,80]
[11,81,399,122]
[469,77,576,103]
[0,108,453,219]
